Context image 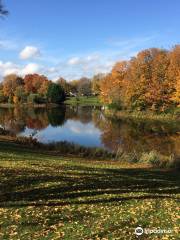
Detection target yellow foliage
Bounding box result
[13,96,19,104]
[100,45,180,111]
[171,71,180,106]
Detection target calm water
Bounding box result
[0,106,179,156]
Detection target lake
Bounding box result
[0,105,179,156]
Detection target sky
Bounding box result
[0,0,180,81]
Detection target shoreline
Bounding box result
[0,134,179,169]
[104,109,180,123]
[1,100,179,123]
[64,96,102,106]
[0,103,63,108]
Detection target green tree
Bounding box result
[47,83,65,104]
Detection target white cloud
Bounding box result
[47,67,59,74]
[64,53,114,80]
[86,54,100,61]
[68,54,100,66]
[69,124,98,135]
[20,63,40,75]
[19,46,41,60]
[0,35,158,81]
[68,57,81,65]
[0,61,41,81]
[0,61,19,77]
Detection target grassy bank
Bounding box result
[105,108,180,123]
[0,140,179,239]
[0,135,114,159]
[65,96,102,106]
[0,133,179,169]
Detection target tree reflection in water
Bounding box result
[0,106,179,157]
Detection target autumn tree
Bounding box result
[57,77,71,95]
[24,74,49,96]
[24,74,37,93]
[170,70,180,106]
[38,78,51,96]
[123,51,153,109]
[99,46,180,111]
[91,73,105,95]
[13,86,27,104]
[149,49,171,111]
[77,77,92,96]
[168,45,180,107]
[124,49,170,110]
[3,74,24,98]
[100,74,114,104]
[100,61,128,108]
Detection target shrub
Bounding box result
[140,151,180,169]
[108,102,122,110]
[8,95,13,104]
[27,94,46,104]
[140,151,160,165]
[0,91,8,103]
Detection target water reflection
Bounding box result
[0,106,179,156]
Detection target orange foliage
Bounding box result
[24,74,49,95]
[171,71,180,105]
[3,74,24,97]
[100,46,180,111]
[13,96,19,104]
[100,61,128,106]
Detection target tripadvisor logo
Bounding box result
[135,227,143,236]
[134,226,172,236]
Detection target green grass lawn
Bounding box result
[0,141,179,239]
[64,96,102,106]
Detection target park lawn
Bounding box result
[64,96,102,106]
[0,142,179,240]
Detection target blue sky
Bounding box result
[0,0,180,80]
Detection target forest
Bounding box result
[0,45,179,112]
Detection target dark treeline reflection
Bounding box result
[93,112,180,156]
[0,106,179,156]
[0,106,94,133]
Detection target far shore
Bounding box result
[104,108,180,123]
[0,98,180,123]
[0,103,62,108]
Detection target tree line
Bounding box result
[0,45,179,110]
[57,45,180,112]
[0,74,93,105]
[99,45,180,112]
[0,74,65,105]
